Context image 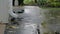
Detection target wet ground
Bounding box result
[4,6,60,34]
[4,6,41,34]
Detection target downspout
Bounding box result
[8,0,18,18]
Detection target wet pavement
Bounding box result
[4,6,41,34]
[4,6,60,34]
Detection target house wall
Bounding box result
[0,0,12,23]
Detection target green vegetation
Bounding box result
[23,0,35,5]
[37,0,60,7]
